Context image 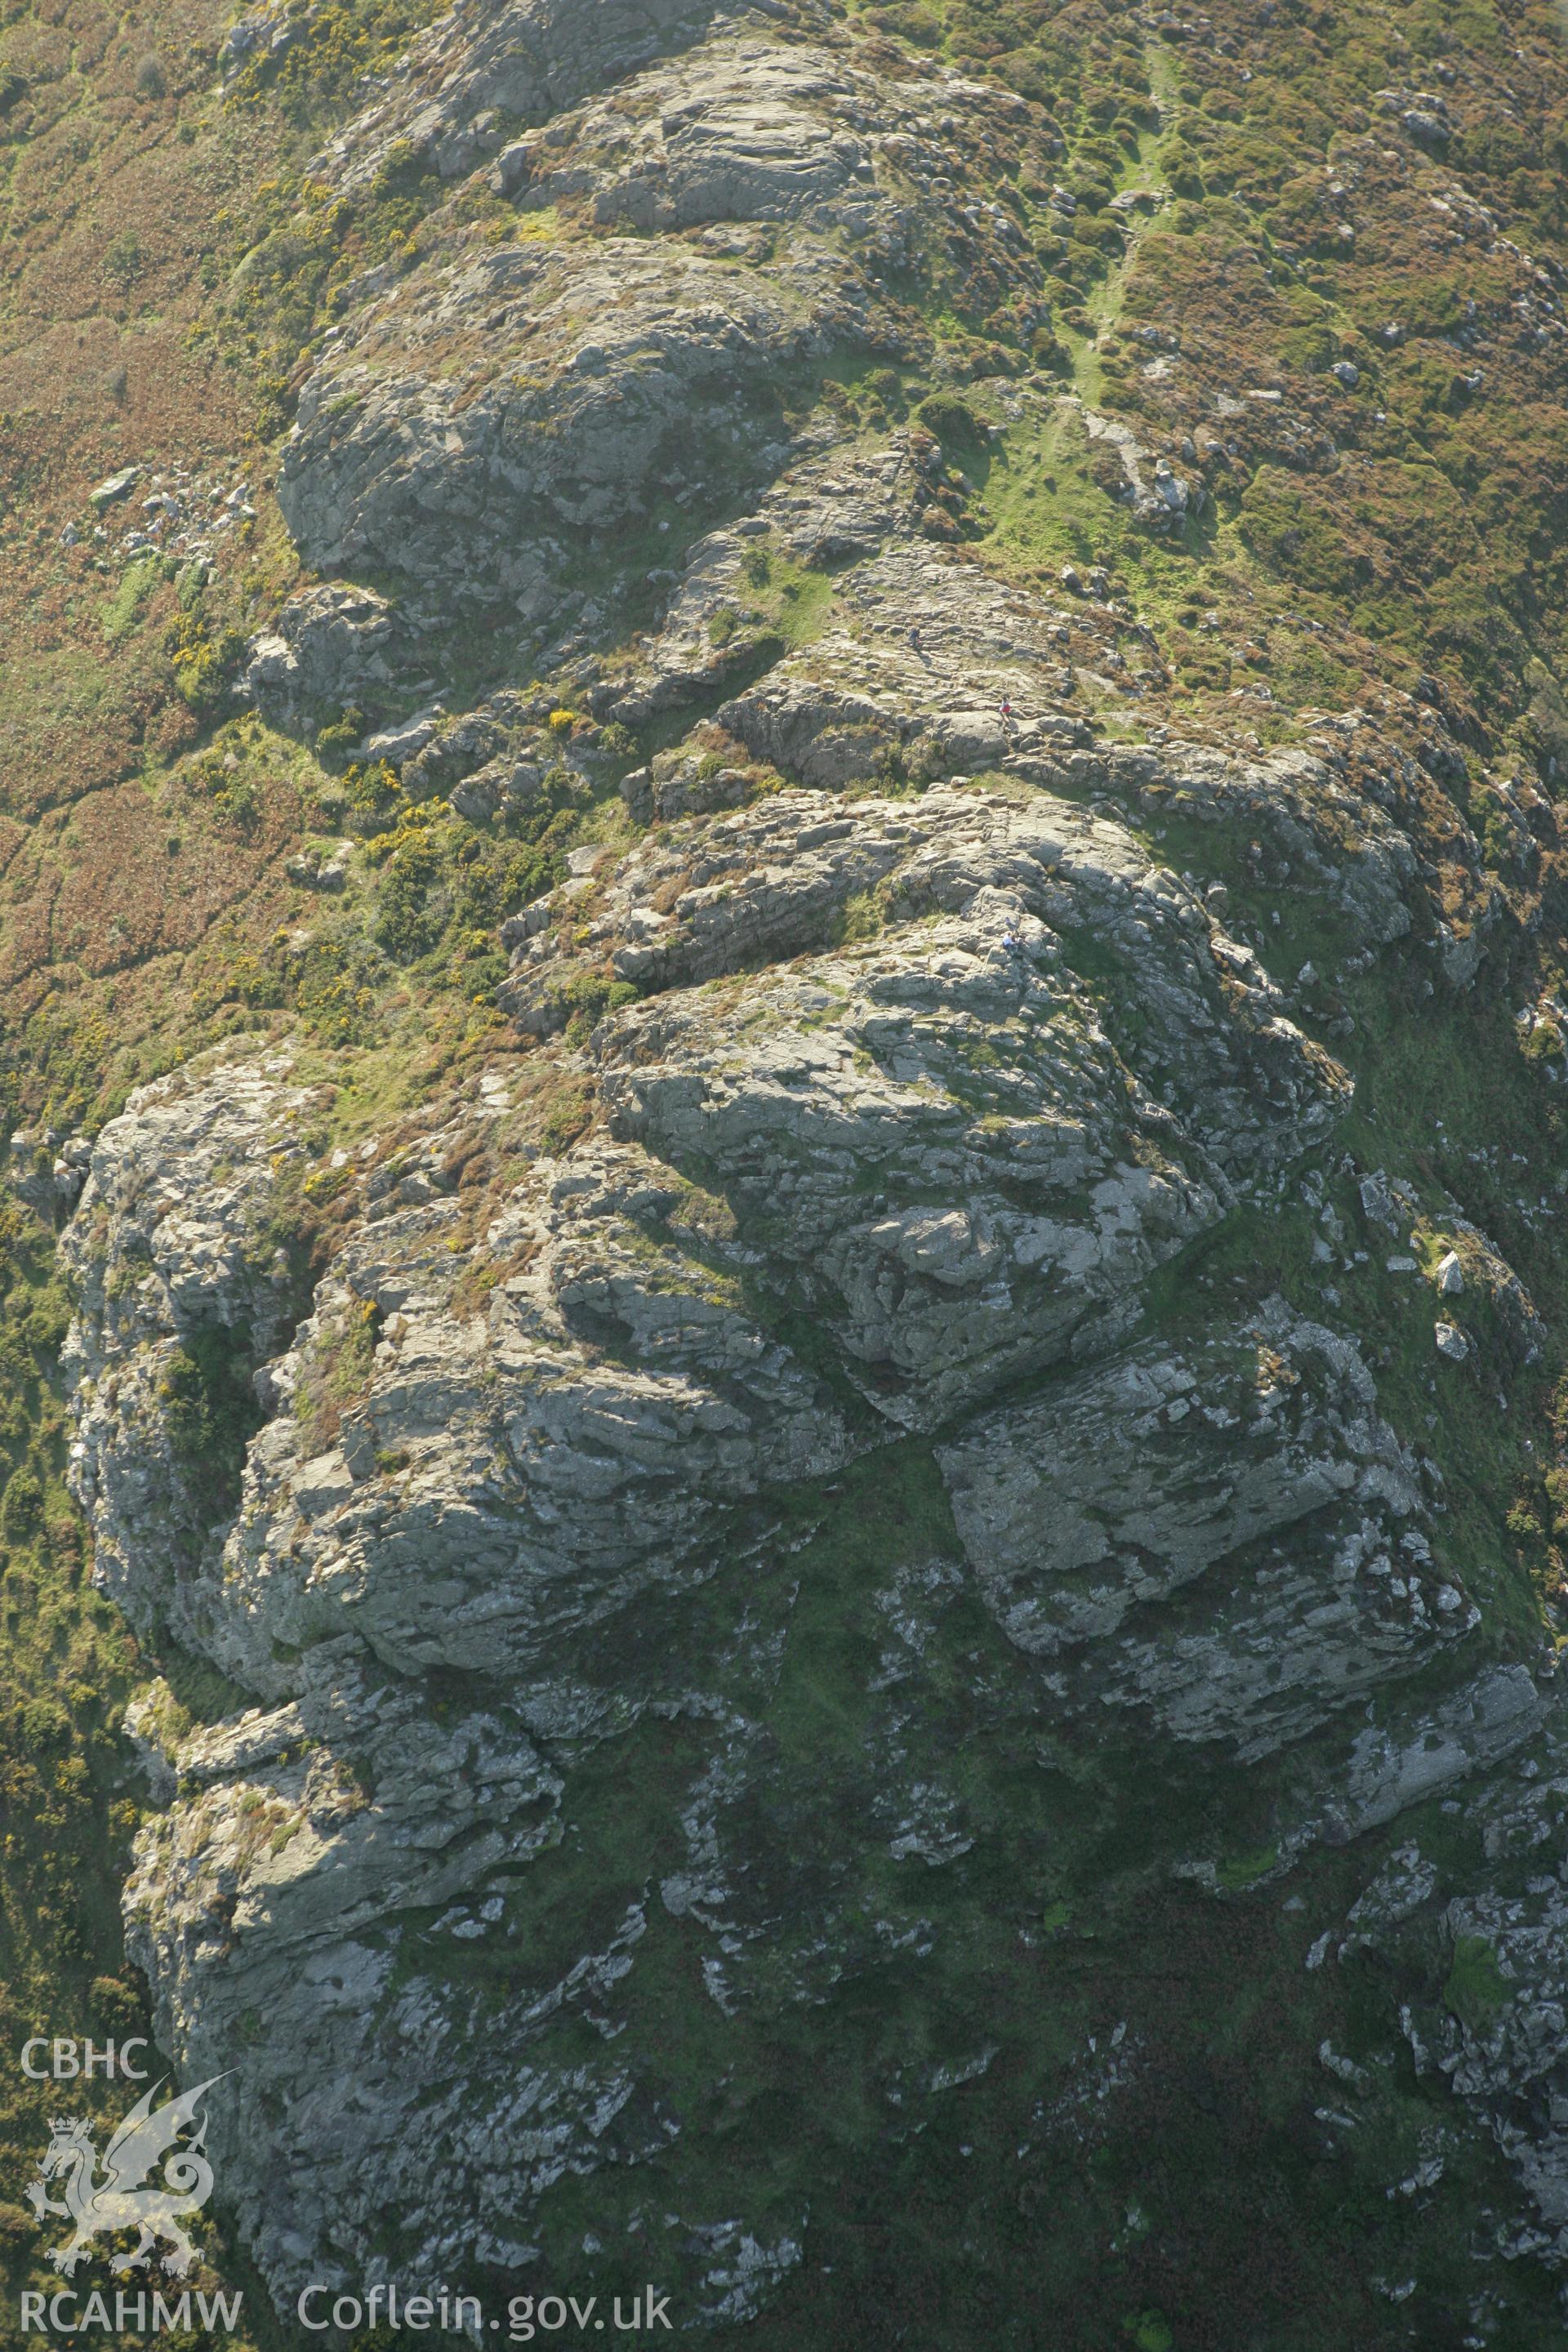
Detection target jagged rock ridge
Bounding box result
[47,0,1568,2332]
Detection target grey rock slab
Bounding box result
[275,19,1051,619]
[497,783,1352,1428]
[59,1054,321,1628]
[939,1299,1470,1755]
[242,583,407,726]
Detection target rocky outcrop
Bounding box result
[62,0,1567,2332]
[1315,1687,1568,2274]
[273,7,1054,624]
[122,1643,613,2301]
[585,788,1346,1429]
[67,1062,843,2309]
[309,0,739,194]
[240,582,408,728]
[939,1300,1471,1759]
[59,1054,318,1623]
[197,1133,857,1692]
[57,786,1521,2320]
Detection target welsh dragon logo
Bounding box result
[24,2075,227,2278]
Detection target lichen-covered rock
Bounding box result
[496,775,1354,1428]
[279,234,825,619]
[198,1137,856,1690]
[275,13,1054,621]
[590,806,1347,1427]
[311,0,738,194]
[240,583,407,727]
[59,1054,319,1625]
[1438,1865,1568,2264]
[939,1300,1472,1757]
[1318,1689,1568,2270]
[121,1643,651,2310]
[52,0,1568,2330]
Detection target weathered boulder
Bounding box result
[938,1300,1472,1757]
[240,583,407,727]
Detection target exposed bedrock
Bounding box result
[67,0,1563,2326]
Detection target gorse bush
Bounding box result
[1,1469,42,1540]
[164,592,243,721]
[315,710,368,771]
[374,823,449,961]
[227,0,445,129]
